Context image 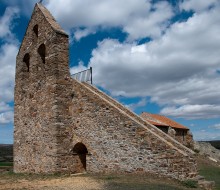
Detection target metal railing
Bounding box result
[71,67,92,84]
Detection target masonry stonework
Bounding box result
[14,3,197,180]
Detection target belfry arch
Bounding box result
[33,24,38,37]
[23,53,30,72]
[38,44,46,63]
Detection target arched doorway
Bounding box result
[72,143,88,173]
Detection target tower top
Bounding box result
[35,3,67,36]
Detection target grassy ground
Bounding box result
[197,157,220,190]
[95,174,200,190]
[0,169,202,190]
[0,162,13,166]
[0,156,219,190]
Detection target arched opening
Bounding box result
[72,143,88,172]
[23,53,30,72]
[33,25,38,37]
[38,44,46,63]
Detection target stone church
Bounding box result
[14,3,197,180]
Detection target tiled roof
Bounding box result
[140,112,168,127]
[140,112,189,130]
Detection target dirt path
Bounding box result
[0,176,105,190]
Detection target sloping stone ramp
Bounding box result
[68,79,198,180]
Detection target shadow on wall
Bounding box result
[72,143,88,172]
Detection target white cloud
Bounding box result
[73,28,96,41]
[0,111,14,124]
[193,129,220,141]
[209,123,220,130]
[0,102,12,112]
[70,61,88,75]
[160,105,220,119]
[0,7,19,38]
[0,5,19,126]
[124,1,173,40]
[0,43,18,102]
[46,0,173,40]
[84,3,220,119]
[2,0,37,16]
[180,0,219,12]
[126,98,147,111]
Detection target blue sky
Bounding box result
[1,0,220,144]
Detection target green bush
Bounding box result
[0,162,13,167]
[182,180,198,188]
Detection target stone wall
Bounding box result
[14,3,69,173]
[14,3,198,180]
[169,128,193,149]
[52,78,197,180]
[83,82,194,156]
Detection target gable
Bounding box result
[17,3,67,59]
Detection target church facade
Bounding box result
[14,3,197,180]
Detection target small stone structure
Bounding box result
[140,112,194,148]
[14,3,197,180]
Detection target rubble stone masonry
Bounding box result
[14,3,197,180]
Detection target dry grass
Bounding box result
[0,170,202,190]
[0,156,219,190]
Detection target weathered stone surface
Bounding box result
[14,2,198,181]
[198,180,215,190]
[194,141,220,163]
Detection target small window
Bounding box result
[38,44,46,63]
[23,53,30,72]
[33,25,38,37]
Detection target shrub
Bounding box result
[182,180,198,188]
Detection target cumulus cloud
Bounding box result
[180,0,219,12]
[0,111,14,124]
[73,28,96,41]
[70,61,88,75]
[82,3,220,119]
[124,1,173,40]
[0,7,19,39]
[0,102,12,112]
[46,0,173,40]
[160,105,220,119]
[193,129,220,141]
[2,0,37,16]
[209,123,220,130]
[126,98,147,111]
[0,43,18,103]
[0,6,19,125]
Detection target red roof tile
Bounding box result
[140,112,189,130]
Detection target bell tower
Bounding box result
[14,3,69,173]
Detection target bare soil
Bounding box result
[0,156,219,190]
[0,174,104,190]
[0,171,202,190]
